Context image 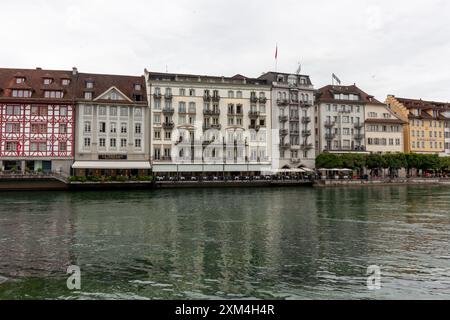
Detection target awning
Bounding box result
[302,168,315,172]
[72,161,151,169]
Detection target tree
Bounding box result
[383,153,407,177]
[316,153,343,169]
[365,154,386,176]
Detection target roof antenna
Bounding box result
[165,65,168,73]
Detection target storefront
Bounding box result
[71,161,151,177]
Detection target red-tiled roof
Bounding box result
[394,97,450,110]
[316,84,384,105]
[365,118,405,125]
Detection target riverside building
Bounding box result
[72,69,151,176]
[258,72,315,170]
[386,96,449,155]
[315,84,382,155]
[144,70,272,176]
[0,68,76,175]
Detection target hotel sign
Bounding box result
[98,154,127,160]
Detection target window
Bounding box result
[12,90,31,98]
[135,123,141,134]
[121,123,127,133]
[84,106,92,115]
[154,99,161,110]
[99,122,106,133]
[99,138,106,148]
[59,141,67,152]
[84,121,91,133]
[179,88,186,96]
[165,131,171,140]
[5,142,18,151]
[135,108,142,117]
[134,84,142,91]
[84,138,91,147]
[31,124,47,134]
[60,106,68,116]
[154,148,161,160]
[154,130,161,140]
[109,107,117,117]
[189,89,195,96]
[84,92,93,100]
[110,138,116,147]
[86,81,94,89]
[110,122,117,133]
[120,139,127,148]
[154,114,161,124]
[30,142,46,152]
[44,91,63,98]
[5,123,20,133]
[135,139,141,148]
[62,79,70,86]
[236,91,242,99]
[43,78,52,85]
[60,124,67,134]
[179,102,186,113]
[120,107,128,117]
[99,106,107,116]
[228,91,234,98]
[15,77,25,84]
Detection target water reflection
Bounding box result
[0,186,449,299]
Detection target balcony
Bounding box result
[259,97,267,104]
[301,143,314,150]
[203,109,220,116]
[325,133,336,140]
[212,95,221,102]
[290,130,300,136]
[302,117,311,124]
[248,111,260,118]
[153,93,162,99]
[290,115,299,121]
[160,156,172,161]
[280,143,291,150]
[203,95,211,102]
[162,122,175,130]
[162,108,174,115]
[277,99,289,106]
[279,129,288,136]
[354,122,364,129]
[290,99,299,105]
[250,96,258,103]
[203,123,222,130]
[164,93,173,100]
[324,121,335,128]
[354,134,364,140]
[249,124,261,131]
[300,101,313,108]
[302,130,312,137]
[279,115,288,122]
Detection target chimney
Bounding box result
[72,67,78,75]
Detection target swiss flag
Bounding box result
[275,44,278,59]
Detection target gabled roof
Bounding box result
[94,86,133,103]
[316,84,384,105]
[0,67,76,101]
[73,72,147,104]
[393,96,450,110]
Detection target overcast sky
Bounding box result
[2,0,450,101]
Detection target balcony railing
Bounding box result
[203,124,222,130]
[277,99,289,106]
[259,97,267,104]
[290,130,300,136]
[302,130,312,136]
[279,129,288,136]
[203,95,211,102]
[290,115,299,121]
[302,117,311,124]
[162,108,174,115]
[162,122,175,130]
[250,96,258,103]
[164,93,173,100]
[324,121,335,128]
[280,143,291,149]
[212,95,221,102]
[354,122,364,129]
[203,109,220,116]
[248,124,261,131]
[248,111,260,118]
[279,115,288,122]
[153,93,162,99]
[354,134,364,140]
[325,133,336,140]
[301,143,314,150]
[300,101,313,108]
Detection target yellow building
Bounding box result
[386,95,448,154]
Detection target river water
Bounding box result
[0,186,449,300]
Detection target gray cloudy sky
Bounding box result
[2,0,450,101]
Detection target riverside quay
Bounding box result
[2,66,450,180]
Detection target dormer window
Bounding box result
[62,79,70,86]
[84,92,93,100]
[44,90,63,99]
[15,77,25,84]
[43,78,53,85]
[12,90,31,98]
[86,81,94,89]
[134,84,142,91]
